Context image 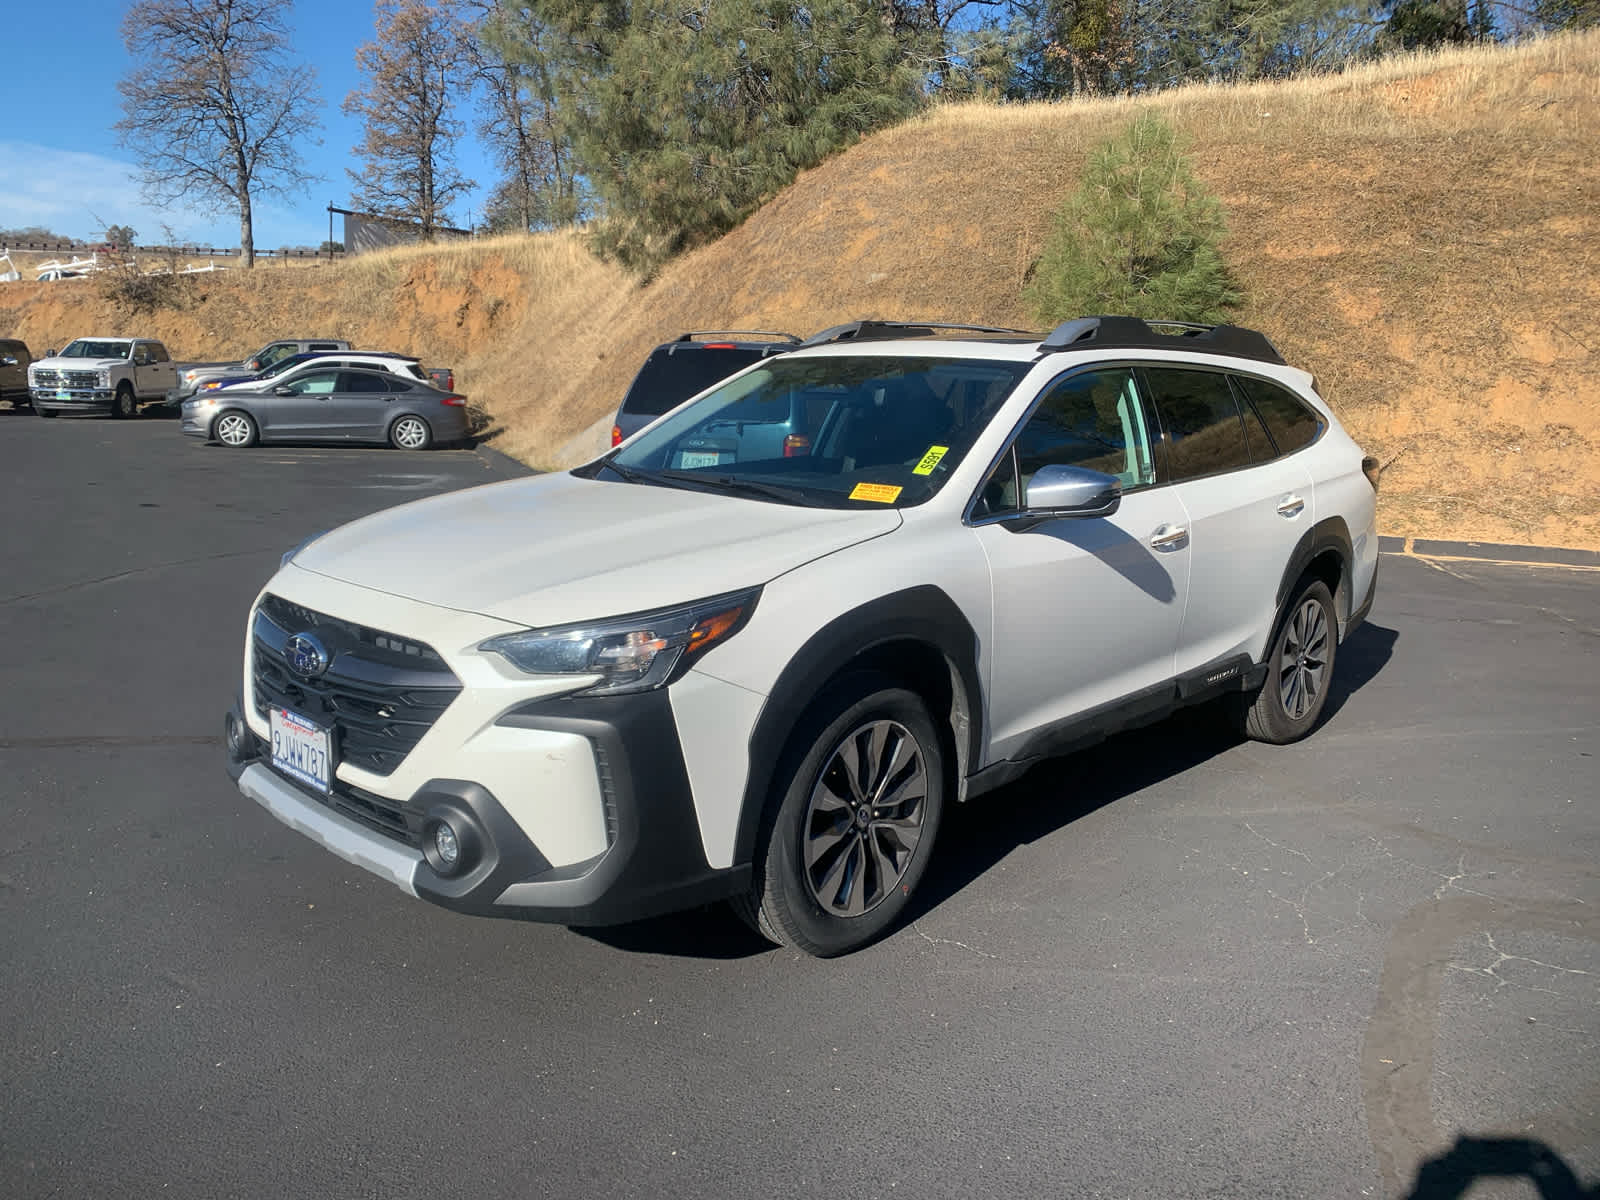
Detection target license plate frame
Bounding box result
[270,707,334,794]
[679,450,721,469]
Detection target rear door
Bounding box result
[1142,365,1316,677]
[335,370,404,440]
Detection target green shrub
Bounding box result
[1025,112,1241,325]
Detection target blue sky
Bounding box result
[0,0,497,248]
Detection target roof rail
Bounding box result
[799,320,1037,348]
[673,330,801,344]
[1037,316,1285,365]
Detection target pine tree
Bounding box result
[506,0,926,272]
[1025,113,1241,325]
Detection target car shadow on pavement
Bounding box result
[1405,1135,1597,1199]
[581,621,1400,960]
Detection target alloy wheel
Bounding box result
[1277,596,1330,721]
[216,413,253,447]
[802,719,928,918]
[392,417,428,449]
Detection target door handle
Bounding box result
[1149,523,1189,549]
[1277,494,1306,518]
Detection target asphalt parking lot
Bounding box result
[2,410,1595,1199]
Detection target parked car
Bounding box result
[611,330,800,446]
[171,338,352,401]
[221,315,1379,957]
[29,337,176,418]
[0,338,34,407]
[181,365,468,449]
[202,350,435,395]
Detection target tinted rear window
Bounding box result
[619,347,769,417]
[1236,376,1322,459]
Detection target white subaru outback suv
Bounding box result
[224,316,1379,956]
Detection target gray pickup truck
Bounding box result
[29,337,178,418]
[172,338,351,401]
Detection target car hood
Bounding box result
[291,470,902,628]
[31,356,127,371]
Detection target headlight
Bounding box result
[97,370,110,387]
[480,589,759,696]
[202,380,222,390]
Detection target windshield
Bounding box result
[259,354,316,379]
[59,340,131,360]
[589,355,1029,509]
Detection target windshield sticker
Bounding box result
[849,482,903,504]
[912,445,950,476]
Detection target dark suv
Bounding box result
[610,331,800,447]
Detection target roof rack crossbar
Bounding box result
[1037,315,1285,365]
[674,330,801,344]
[799,320,1037,348]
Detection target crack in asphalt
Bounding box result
[0,546,284,606]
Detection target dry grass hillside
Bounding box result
[2,33,1596,548]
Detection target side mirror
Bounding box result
[0,356,15,367]
[1010,464,1122,527]
[248,360,260,371]
[273,385,293,396]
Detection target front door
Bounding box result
[971,366,1190,760]
[257,369,341,439]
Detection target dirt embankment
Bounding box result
[2,33,1596,548]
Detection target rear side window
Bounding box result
[619,347,767,418]
[310,342,341,351]
[340,371,402,392]
[1235,376,1322,459]
[405,364,428,380]
[1144,367,1252,482]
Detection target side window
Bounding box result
[258,343,295,369]
[1235,376,1322,459]
[282,371,339,396]
[132,344,151,366]
[1016,368,1155,490]
[338,372,393,393]
[1145,367,1253,481]
[310,342,340,351]
[147,343,169,363]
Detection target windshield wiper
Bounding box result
[595,458,657,485]
[653,470,831,507]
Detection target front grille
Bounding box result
[31,369,59,387]
[251,594,460,778]
[65,370,99,388]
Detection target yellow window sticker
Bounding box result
[849,482,903,504]
[912,445,950,476]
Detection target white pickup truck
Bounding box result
[29,337,178,418]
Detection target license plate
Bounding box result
[270,707,333,793]
[56,389,70,400]
[680,451,720,469]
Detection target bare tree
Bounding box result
[116,0,322,269]
[344,0,475,239]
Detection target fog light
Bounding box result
[225,712,248,758]
[433,822,460,869]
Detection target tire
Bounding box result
[110,385,136,420]
[739,673,946,957]
[37,406,57,419]
[389,414,432,450]
[1235,578,1338,744]
[213,410,258,448]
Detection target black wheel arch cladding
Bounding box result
[732,584,982,867]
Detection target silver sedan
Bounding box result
[180,365,469,450]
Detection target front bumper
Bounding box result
[31,387,114,413]
[224,689,749,927]
[180,400,214,438]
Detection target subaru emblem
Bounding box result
[285,632,330,679]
